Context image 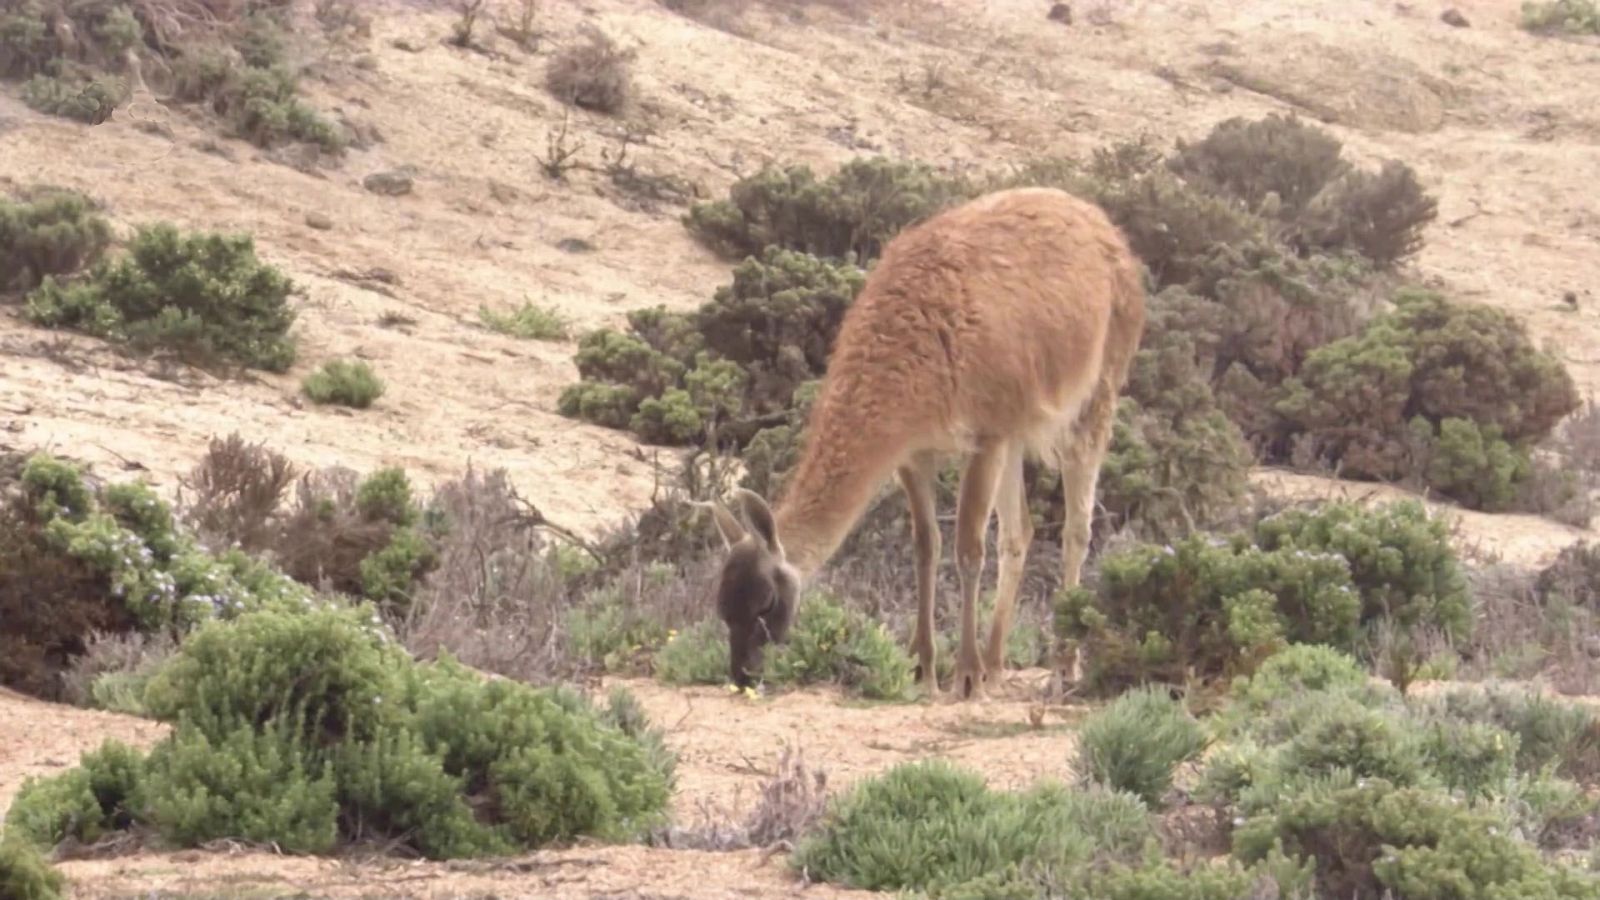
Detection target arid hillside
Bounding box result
[2,0,1597,545]
[4,0,1600,897]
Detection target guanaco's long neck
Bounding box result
[771,383,908,580]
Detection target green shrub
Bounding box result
[654,595,914,700]
[6,738,144,849]
[1167,112,1348,217]
[1091,856,1312,900]
[1276,289,1580,508]
[0,186,112,291]
[685,156,972,262]
[792,759,1152,895]
[302,359,386,408]
[1074,686,1208,806]
[1292,161,1438,268]
[1058,500,1466,693]
[0,837,63,900]
[1414,687,1600,783]
[560,247,862,445]
[479,301,570,340]
[1055,531,1362,693]
[1233,777,1600,899]
[5,603,676,860]
[651,618,730,685]
[1522,0,1600,34]
[763,593,914,700]
[1251,499,1471,643]
[1226,644,1380,715]
[25,223,299,372]
[564,583,674,675]
[0,452,315,699]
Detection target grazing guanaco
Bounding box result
[709,186,1147,700]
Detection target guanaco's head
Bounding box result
[709,489,798,689]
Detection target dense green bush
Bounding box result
[1275,289,1580,509]
[1073,685,1208,806]
[0,452,314,699]
[1194,646,1600,899]
[1056,500,1467,693]
[4,603,675,860]
[792,759,1152,895]
[0,836,63,900]
[25,223,299,372]
[0,186,112,292]
[559,246,862,445]
[1252,499,1471,642]
[1168,112,1349,218]
[302,359,386,409]
[1233,777,1600,899]
[684,156,972,262]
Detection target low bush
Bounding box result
[0,836,63,900]
[1074,685,1209,806]
[791,759,1152,895]
[545,24,634,113]
[1056,500,1467,694]
[1522,0,1600,34]
[1167,112,1349,218]
[0,451,314,700]
[4,603,676,860]
[479,301,571,340]
[1275,289,1580,509]
[1195,647,1600,898]
[684,155,972,263]
[559,246,862,445]
[302,359,386,408]
[1233,777,1600,899]
[25,223,299,372]
[654,594,915,700]
[0,186,112,292]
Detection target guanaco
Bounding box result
[709,186,1147,700]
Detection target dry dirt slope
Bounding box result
[2,0,1600,896]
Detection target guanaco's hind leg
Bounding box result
[952,439,1007,700]
[897,453,943,699]
[983,442,1032,676]
[1052,377,1121,686]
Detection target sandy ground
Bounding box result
[3,0,1600,896]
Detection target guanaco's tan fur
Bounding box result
[711,186,1147,700]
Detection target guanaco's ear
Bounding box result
[733,488,781,557]
[710,502,746,549]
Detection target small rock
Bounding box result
[305,211,334,230]
[363,170,414,196]
[1441,8,1470,26]
[1048,2,1072,24]
[556,237,595,254]
[1564,290,1579,308]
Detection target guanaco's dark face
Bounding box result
[709,489,798,689]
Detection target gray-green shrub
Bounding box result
[25,223,299,372]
